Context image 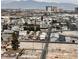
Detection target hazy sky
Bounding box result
[1,0,78,4]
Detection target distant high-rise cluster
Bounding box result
[46,6,63,12]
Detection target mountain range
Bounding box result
[1,0,78,10]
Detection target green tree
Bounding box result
[11,31,20,50]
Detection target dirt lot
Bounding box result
[2,42,77,59]
[47,43,77,59]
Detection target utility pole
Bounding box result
[40,14,53,59]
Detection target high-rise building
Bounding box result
[46,6,52,12]
[75,7,78,13]
[52,6,58,12]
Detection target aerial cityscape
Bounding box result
[1,0,78,59]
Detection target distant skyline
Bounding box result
[1,0,78,4]
[1,0,77,10]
